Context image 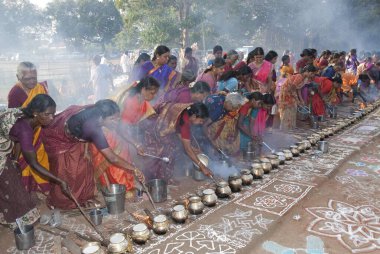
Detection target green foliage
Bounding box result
[47,0,123,50]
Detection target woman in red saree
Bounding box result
[91,77,160,192]
[42,100,144,209]
[138,102,212,181]
[7,62,51,193]
[248,47,274,94]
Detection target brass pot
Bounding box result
[188,196,204,215]
[303,140,312,149]
[295,142,306,153]
[289,146,300,157]
[152,215,169,235]
[261,162,272,174]
[252,167,264,179]
[251,162,263,169]
[108,233,129,253]
[267,155,280,168]
[201,189,217,207]
[82,242,104,254]
[259,157,270,163]
[131,224,150,244]
[311,133,321,141]
[215,181,232,198]
[240,169,254,185]
[228,174,242,192]
[172,205,188,223]
[283,150,293,160]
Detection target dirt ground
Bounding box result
[1,103,379,254]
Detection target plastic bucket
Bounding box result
[147,179,167,203]
[102,184,126,214]
[14,225,35,250]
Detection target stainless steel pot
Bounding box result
[152,215,169,235]
[131,223,150,244]
[289,146,300,157]
[147,179,167,203]
[188,196,204,215]
[228,174,243,192]
[240,169,254,185]
[215,181,232,198]
[172,205,188,223]
[275,152,286,164]
[261,162,272,174]
[201,189,217,206]
[283,150,293,160]
[318,141,329,153]
[108,233,129,253]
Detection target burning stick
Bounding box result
[262,141,276,153]
[131,212,153,229]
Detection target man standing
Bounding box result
[89,55,114,101]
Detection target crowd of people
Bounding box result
[1,44,379,230]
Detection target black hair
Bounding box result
[213,45,223,54]
[129,76,160,97]
[179,102,209,126]
[204,57,225,73]
[236,65,252,76]
[252,47,265,57]
[92,55,101,65]
[246,91,263,101]
[300,64,317,73]
[225,50,238,60]
[219,70,237,81]
[134,53,150,66]
[332,74,342,84]
[190,81,210,94]
[246,51,255,64]
[264,50,278,61]
[152,45,170,61]
[358,74,370,81]
[263,93,275,105]
[22,94,56,118]
[67,99,120,138]
[281,55,290,62]
[168,55,177,63]
[185,47,192,54]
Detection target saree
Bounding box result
[240,107,259,150]
[138,103,191,181]
[91,94,155,190]
[279,74,305,130]
[208,110,240,156]
[154,86,192,105]
[249,60,273,93]
[42,106,95,209]
[138,62,178,91]
[0,108,39,226]
[8,82,50,193]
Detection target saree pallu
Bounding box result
[240,109,258,150]
[16,82,51,193]
[138,103,191,181]
[42,106,95,209]
[208,111,240,156]
[139,62,178,91]
[249,61,273,94]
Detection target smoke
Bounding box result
[209,160,239,180]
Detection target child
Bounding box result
[279,55,294,78]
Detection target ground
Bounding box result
[1,101,379,254]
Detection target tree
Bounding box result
[47,0,123,51]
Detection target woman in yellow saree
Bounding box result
[7,62,50,193]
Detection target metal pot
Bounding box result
[251,162,263,169]
[251,167,264,179]
[201,189,217,206]
[147,179,167,203]
[152,215,169,235]
[259,157,270,163]
[267,155,280,168]
[261,162,272,174]
[240,169,254,185]
[289,146,300,157]
[192,154,209,181]
[311,133,321,141]
[318,141,329,153]
[275,152,286,165]
[228,174,243,192]
[193,168,207,181]
[171,205,188,223]
[310,115,319,129]
[188,196,204,215]
[215,181,232,198]
[14,225,35,251]
[302,140,312,149]
[82,242,104,254]
[283,150,293,160]
[295,142,306,153]
[307,137,317,146]
[131,224,150,244]
[108,233,129,253]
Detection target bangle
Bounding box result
[197,161,202,166]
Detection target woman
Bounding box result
[204,93,245,156]
[155,81,210,105]
[41,100,144,209]
[137,45,179,91]
[264,50,278,82]
[223,50,239,72]
[279,65,317,130]
[0,94,68,228]
[196,57,225,93]
[238,92,263,151]
[7,62,51,193]
[248,47,273,93]
[92,77,160,191]
[217,64,254,94]
[139,102,212,181]
[128,53,151,83]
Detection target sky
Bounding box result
[30,0,52,9]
